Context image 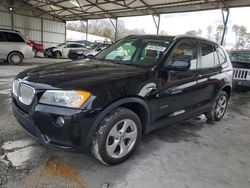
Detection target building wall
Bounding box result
[0,0,66,48]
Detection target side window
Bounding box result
[105,42,135,61]
[74,44,84,48]
[4,32,25,42]
[66,44,71,48]
[216,46,227,64]
[200,43,214,69]
[0,32,4,41]
[169,40,198,70]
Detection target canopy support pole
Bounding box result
[80,20,88,41]
[221,8,230,46]
[110,18,118,42]
[152,14,161,35]
[86,20,88,41]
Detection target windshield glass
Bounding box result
[87,43,100,49]
[95,38,173,67]
[57,43,66,47]
[230,52,250,63]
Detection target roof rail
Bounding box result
[0,28,20,33]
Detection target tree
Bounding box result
[66,19,146,42]
[214,25,224,44]
[232,24,248,49]
[185,29,202,37]
[206,25,213,40]
[159,30,168,35]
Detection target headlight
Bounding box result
[39,90,91,108]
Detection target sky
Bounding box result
[69,7,250,50]
[118,7,250,49]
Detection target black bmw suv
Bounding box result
[12,35,232,165]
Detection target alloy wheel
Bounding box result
[106,119,138,159]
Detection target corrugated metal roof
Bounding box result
[21,0,250,21]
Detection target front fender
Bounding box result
[84,97,151,150]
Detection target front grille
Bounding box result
[233,69,250,80]
[19,84,35,105]
[13,79,19,97]
[12,80,35,106]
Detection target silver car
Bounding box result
[0,29,33,65]
[83,43,110,57]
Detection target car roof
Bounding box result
[0,28,20,33]
[125,34,219,45]
[66,42,84,45]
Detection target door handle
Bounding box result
[196,74,202,79]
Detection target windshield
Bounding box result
[87,43,100,49]
[230,52,250,64]
[57,43,66,47]
[95,38,173,67]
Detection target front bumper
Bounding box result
[12,97,99,151]
[233,79,250,88]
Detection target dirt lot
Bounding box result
[0,58,250,188]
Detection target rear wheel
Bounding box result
[91,107,142,165]
[205,91,228,121]
[8,52,23,65]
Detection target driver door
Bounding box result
[156,39,201,120]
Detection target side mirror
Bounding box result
[167,59,190,71]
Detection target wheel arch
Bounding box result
[7,51,24,60]
[85,97,151,148]
[221,85,232,99]
[54,50,62,56]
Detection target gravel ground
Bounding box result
[0,58,250,188]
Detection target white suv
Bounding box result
[0,29,33,65]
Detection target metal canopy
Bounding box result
[21,0,250,21]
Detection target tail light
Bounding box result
[26,41,33,48]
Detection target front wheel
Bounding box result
[54,51,61,59]
[205,91,229,122]
[91,107,142,165]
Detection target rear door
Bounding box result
[195,41,222,106]
[156,39,201,120]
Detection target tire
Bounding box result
[91,107,142,165]
[8,52,23,65]
[54,51,61,59]
[205,91,229,122]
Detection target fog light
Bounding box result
[55,116,65,127]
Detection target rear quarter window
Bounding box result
[3,32,25,42]
[0,32,4,41]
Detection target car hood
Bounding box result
[45,47,55,50]
[17,59,149,90]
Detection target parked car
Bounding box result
[83,42,111,57]
[30,40,44,57]
[12,35,232,165]
[67,40,92,47]
[68,42,111,60]
[230,50,250,89]
[0,28,33,65]
[44,46,56,58]
[44,42,87,59]
[30,40,44,53]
